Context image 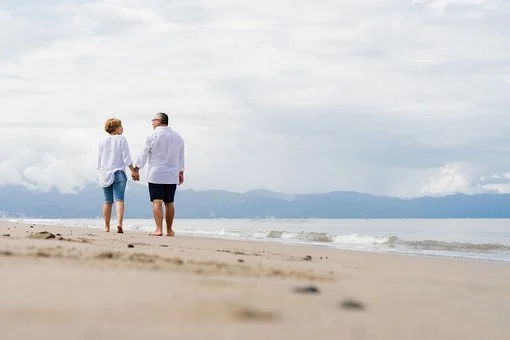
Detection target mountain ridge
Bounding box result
[1,183,509,219]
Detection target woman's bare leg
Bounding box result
[103,203,112,232]
[115,200,125,233]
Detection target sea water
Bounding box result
[6,218,510,262]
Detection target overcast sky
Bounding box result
[1,0,510,197]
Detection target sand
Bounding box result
[0,220,509,340]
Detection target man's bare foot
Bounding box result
[104,227,110,232]
[150,231,163,236]
[117,226,123,234]
[167,230,175,237]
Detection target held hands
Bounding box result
[131,167,140,181]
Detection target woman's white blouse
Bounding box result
[97,135,133,187]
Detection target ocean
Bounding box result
[5,218,510,262]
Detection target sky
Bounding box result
[1,0,510,198]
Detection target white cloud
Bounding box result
[1,0,510,197]
[420,162,476,196]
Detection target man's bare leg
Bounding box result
[115,200,125,233]
[151,200,164,236]
[165,202,175,236]
[103,203,112,232]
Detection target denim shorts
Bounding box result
[103,170,127,204]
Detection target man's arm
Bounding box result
[179,170,184,185]
[178,142,185,185]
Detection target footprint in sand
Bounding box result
[27,231,55,240]
[231,306,280,322]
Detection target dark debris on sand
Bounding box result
[292,285,320,294]
[340,299,365,311]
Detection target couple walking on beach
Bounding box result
[97,112,185,236]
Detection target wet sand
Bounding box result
[1,220,509,339]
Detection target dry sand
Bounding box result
[0,220,509,340]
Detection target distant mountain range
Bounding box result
[1,183,510,219]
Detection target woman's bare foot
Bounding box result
[167,230,175,237]
[117,226,123,234]
[104,227,110,232]
[150,231,163,236]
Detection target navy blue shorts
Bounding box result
[148,183,177,203]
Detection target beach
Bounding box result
[1,220,509,340]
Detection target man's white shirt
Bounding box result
[135,126,185,184]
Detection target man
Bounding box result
[133,112,185,236]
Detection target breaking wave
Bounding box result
[179,228,510,255]
[385,236,510,252]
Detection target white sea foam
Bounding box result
[334,234,389,245]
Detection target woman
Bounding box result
[97,118,138,233]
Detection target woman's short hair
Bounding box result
[104,118,122,134]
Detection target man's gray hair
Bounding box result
[156,112,169,125]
